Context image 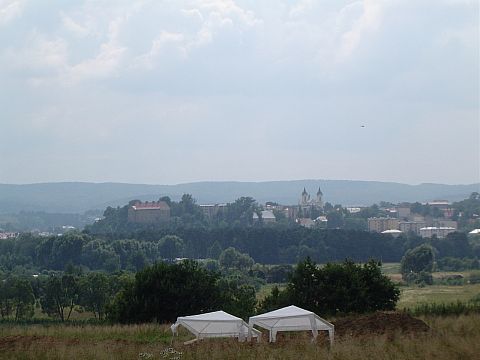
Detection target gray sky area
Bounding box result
[0,0,478,185]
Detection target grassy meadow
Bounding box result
[0,315,479,359]
[2,263,480,359]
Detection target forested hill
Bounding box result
[0,180,478,214]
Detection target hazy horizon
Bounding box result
[1,1,478,185]
[2,177,479,187]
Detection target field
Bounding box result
[0,315,479,359]
[2,264,480,359]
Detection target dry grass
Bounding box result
[1,315,479,359]
[398,283,480,309]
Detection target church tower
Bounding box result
[300,187,310,205]
[316,186,323,208]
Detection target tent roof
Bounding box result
[173,311,261,339]
[250,305,314,319]
[249,305,334,331]
[177,310,241,322]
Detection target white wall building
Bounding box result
[419,227,456,238]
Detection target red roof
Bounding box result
[131,201,170,210]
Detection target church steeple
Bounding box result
[300,187,310,205]
[316,186,323,208]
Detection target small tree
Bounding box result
[401,244,435,285]
[219,247,254,270]
[78,273,112,320]
[40,274,79,321]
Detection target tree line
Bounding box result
[1,227,478,274]
[1,258,399,323]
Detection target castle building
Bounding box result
[127,200,170,224]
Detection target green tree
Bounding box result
[400,244,435,285]
[218,278,256,320]
[219,247,254,270]
[40,274,79,321]
[0,278,14,319]
[10,277,35,320]
[158,235,185,260]
[260,258,399,316]
[79,273,112,320]
[401,244,435,275]
[107,260,222,323]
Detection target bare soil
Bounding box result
[333,311,430,338]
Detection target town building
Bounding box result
[419,227,456,238]
[253,210,276,223]
[0,232,19,240]
[127,200,170,224]
[297,218,316,228]
[368,217,400,233]
[432,219,458,229]
[200,204,227,219]
[399,221,426,235]
[396,206,411,220]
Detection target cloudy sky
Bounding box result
[0,0,478,185]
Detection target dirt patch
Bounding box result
[333,312,429,338]
[0,335,81,350]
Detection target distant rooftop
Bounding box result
[131,200,170,210]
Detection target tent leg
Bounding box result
[328,329,334,346]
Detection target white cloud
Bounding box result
[60,12,90,38]
[336,0,383,62]
[0,0,24,26]
[133,31,186,70]
[0,0,478,184]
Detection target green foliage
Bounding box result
[430,232,472,259]
[158,235,184,260]
[218,278,256,320]
[107,260,223,323]
[436,257,480,271]
[219,247,254,270]
[78,273,113,320]
[469,272,480,284]
[0,276,35,320]
[401,245,435,276]
[40,274,80,321]
[259,258,399,316]
[36,233,88,270]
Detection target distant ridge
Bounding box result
[0,180,478,214]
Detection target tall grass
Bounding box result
[407,301,480,317]
[1,315,480,359]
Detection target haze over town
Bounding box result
[0,0,478,186]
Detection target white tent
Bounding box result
[171,310,261,343]
[248,305,334,344]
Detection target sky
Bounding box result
[0,0,478,185]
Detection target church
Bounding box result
[299,187,324,208]
[296,187,325,222]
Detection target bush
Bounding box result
[259,258,399,316]
[107,260,222,323]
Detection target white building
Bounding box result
[253,210,276,223]
[419,227,456,238]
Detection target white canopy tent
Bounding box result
[248,305,334,344]
[171,311,261,343]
